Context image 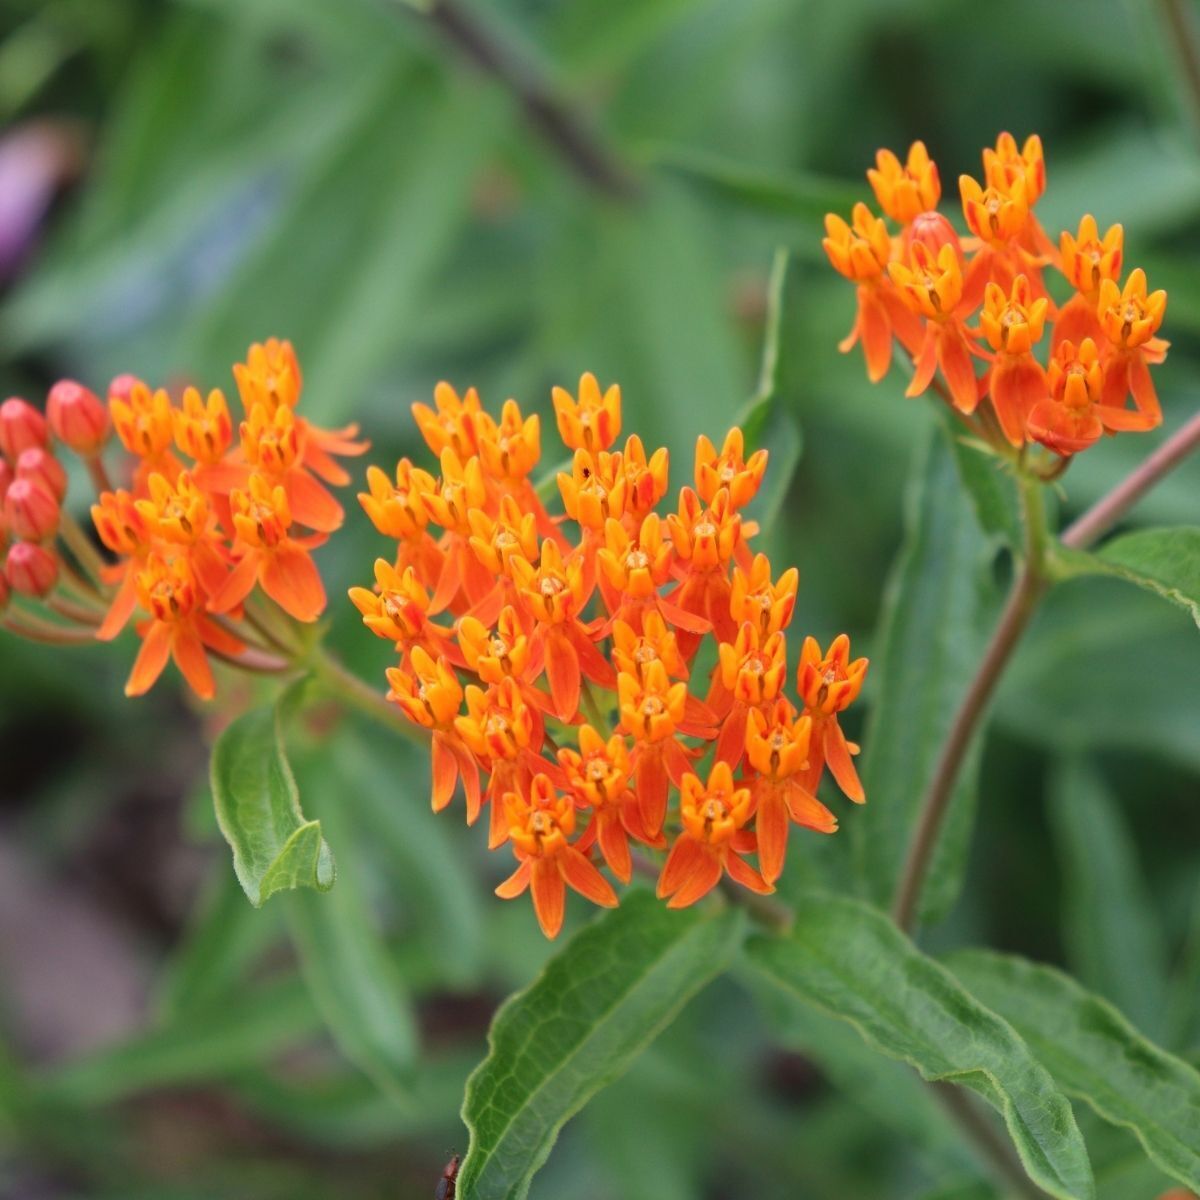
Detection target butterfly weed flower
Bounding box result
[825,132,1168,465]
[353,380,867,936]
[0,339,364,697]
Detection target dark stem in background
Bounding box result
[402,0,640,202]
[1159,0,1200,135]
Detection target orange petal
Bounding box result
[1128,355,1163,425]
[284,468,343,533]
[209,553,259,615]
[724,851,773,896]
[665,848,723,909]
[755,791,789,886]
[561,845,619,907]
[171,623,215,700]
[824,719,865,803]
[657,834,707,899]
[597,812,633,884]
[785,781,839,833]
[495,860,530,899]
[859,289,892,383]
[938,327,981,414]
[124,621,172,697]
[97,571,139,641]
[431,734,458,813]
[636,750,670,837]
[906,328,938,398]
[261,542,326,623]
[990,358,1046,447]
[530,858,566,938]
[545,634,581,721]
[714,706,749,769]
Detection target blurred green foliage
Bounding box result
[2,0,1200,1197]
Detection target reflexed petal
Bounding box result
[561,845,618,907]
[495,860,530,899]
[724,851,773,896]
[431,734,459,812]
[124,621,172,697]
[530,858,566,938]
[261,542,326,622]
[755,792,790,885]
[171,624,215,700]
[824,719,865,803]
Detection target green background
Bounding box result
[1,1,1199,1196]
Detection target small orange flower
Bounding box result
[458,605,535,684]
[133,471,229,595]
[657,761,771,908]
[558,448,627,531]
[709,621,788,767]
[666,487,744,645]
[412,381,486,461]
[495,774,617,939]
[211,474,326,623]
[91,489,154,640]
[349,558,456,661]
[1096,267,1168,421]
[694,427,768,510]
[357,459,444,587]
[552,372,621,453]
[797,635,868,804]
[125,554,243,701]
[174,387,233,466]
[620,434,669,523]
[1054,215,1124,352]
[867,142,940,224]
[730,553,798,640]
[983,132,1046,205]
[746,700,837,885]
[980,275,1050,446]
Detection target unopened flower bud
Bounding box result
[16,447,67,501]
[47,380,110,457]
[0,398,48,462]
[108,374,141,402]
[907,210,960,257]
[5,541,58,597]
[4,478,60,541]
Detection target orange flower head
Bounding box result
[511,537,586,625]
[230,473,292,549]
[468,494,539,577]
[349,559,432,644]
[822,203,892,281]
[412,382,485,460]
[240,402,301,475]
[233,338,302,416]
[797,634,868,716]
[1097,268,1167,350]
[135,472,212,546]
[717,622,788,706]
[503,774,576,857]
[136,553,202,623]
[478,398,540,483]
[552,372,621,452]
[959,172,1029,247]
[618,660,685,743]
[111,381,175,460]
[1060,215,1122,299]
[679,761,753,847]
[386,646,463,729]
[980,275,1049,356]
[746,700,813,780]
[455,677,534,763]
[620,434,669,520]
[1046,338,1105,412]
[730,554,798,639]
[358,459,437,540]
[92,489,152,558]
[424,448,488,535]
[174,387,233,465]
[558,725,632,809]
[458,606,531,683]
[597,513,671,598]
[694,427,767,509]
[983,132,1045,204]
[867,142,940,224]
[888,242,964,321]
[667,487,741,572]
[558,448,627,530]
[612,611,687,681]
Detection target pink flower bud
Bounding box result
[4,477,60,541]
[47,379,110,457]
[16,446,67,501]
[0,397,48,462]
[5,540,57,597]
[108,374,141,403]
[907,210,961,258]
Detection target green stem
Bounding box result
[890,471,1048,932]
[579,678,610,733]
[57,510,108,589]
[310,647,426,743]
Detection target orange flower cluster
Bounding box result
[0,340,366,700]
[824,133,1168,456]
[354,376,867,937]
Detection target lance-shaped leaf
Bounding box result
[948,950,1200,1194]
[746,893,1094,1200]
[211,692,335,907]
[853,423,999,923]
[1051,528,1200,629]
[458,892,744,1200]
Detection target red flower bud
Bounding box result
[47,380,110,457]
[0,398,48,462]
[108,374,142,402]
[4,478,60,541]
[5,541,58,597]
[907,210,961,258]
[16,447,67,501]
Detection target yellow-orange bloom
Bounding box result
[981,275,1050,446]
[822,203,892,281]
[619,434,669,522]
[558,448,627,530]
[797,634,868,804]
[730,554,797,640]
[552,372,621,453]
[1097,267,1167,352]
[959,173,1030,248]
[412,382,485,461]
[233,337,302,415]
[111,381,176,463]
[1060,215,1122,299]
[867,141,940,224]
[358,460,438,541]
[694,427,767,510]
[174,387,233,466]
[457,606,533,684]
[983,132,1045,204]
[477,398,540,484]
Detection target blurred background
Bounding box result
[2,1,1200,1197]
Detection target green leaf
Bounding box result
[458,892,744,1200]
[948,950,1200,1194]
[746,893,1094,1200]
[737,248,804,534]
[1047,759,1168,1039]
[210,692,335,907]
[854,421,999,923]
[1051,528,1200,629]
[284,747,418,1096]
